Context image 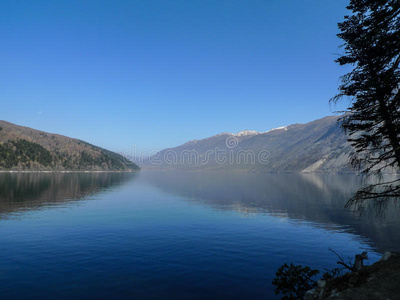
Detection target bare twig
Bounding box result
[329,248,354,271]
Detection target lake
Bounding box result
[0,172,399,299]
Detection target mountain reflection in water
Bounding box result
[140,172,400,253]
[0,171,399,299]
[0,172,136,218]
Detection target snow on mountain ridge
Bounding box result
[185,125,288,144]
[233,130,261,136]
[265,126,288,133]
[233,126,288,136]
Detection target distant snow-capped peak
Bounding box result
[232,126,288,136]
[233,130,261,136]
[265,126,288,133]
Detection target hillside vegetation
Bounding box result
[0,121,139,171]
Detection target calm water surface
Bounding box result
[0,172,399,299]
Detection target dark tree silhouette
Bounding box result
[331,0,400,212]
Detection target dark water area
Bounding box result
[0,171,399,299]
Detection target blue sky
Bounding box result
[1,0,351,153]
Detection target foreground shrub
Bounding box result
[272,263,319,300]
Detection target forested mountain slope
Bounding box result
[0,121,139,171]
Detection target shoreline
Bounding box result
[305,252,400,299]
[0,170,139,173]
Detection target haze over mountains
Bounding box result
[1,116,355,173]
[0,121,139,171]
[141,115,355,173]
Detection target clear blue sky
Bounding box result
[1,0,351,153]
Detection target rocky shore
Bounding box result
[305,252,400,300]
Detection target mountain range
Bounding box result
[0,121,139,171]
[141,115,355,173]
